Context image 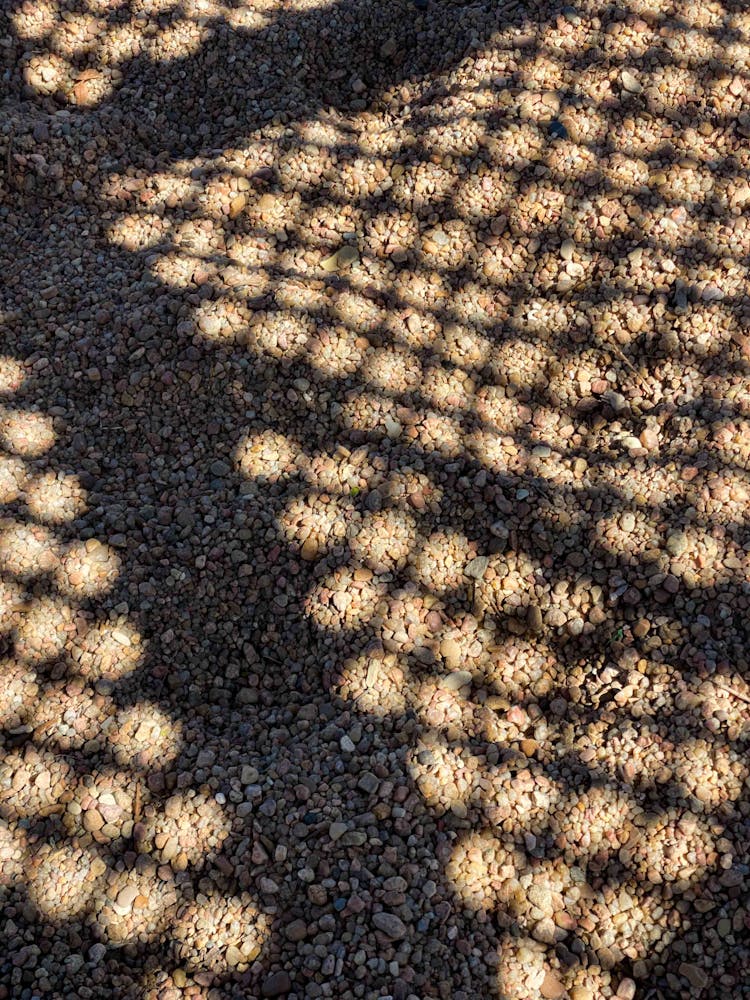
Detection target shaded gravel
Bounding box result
[1,0,750,998]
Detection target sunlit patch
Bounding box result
[339,391,403,440]
[107,212,166,252]
[0,751,70,821]
[28,684,110,754]
[306,326,366,378]
[16,597,73,663]
[23,471,87,524]
[630,810,719,885]
[245,310,313,361]
[466,429,510,472]
[235,430,301,483]
[56,540,120,597]
[350,510,417,573]
[479,551,541,620]
[672,739,747,812]
[273,275,328,313]
[420,366,474,413]
[410,530,472,597]
[329,290,385,335]
[601,152,650,193]
[592,508,662,564]
[478,237,533,286]
[0,357,25,395]
[146,17,204,61]
[300,449,365,494]
[70,620,143,682]
[334,652,409,717]
[10,0,58,40]
[247,190,302,229]
[107,704,182,769]
[151,250,209,288]
[485,637,559,705]
[28,843,106,923]
[391,162,457,215]
[0,409,55,457]
[140,790,230,866]
[497,934,553,998]
[0,658,37,729]
[446,829,507,911]
[474,386,523,432]
[277,494,350,558]
[0,521,59,580]
[409,737,481,816]
[172,893,270,972]
[0,819,26,883]
[0,454,26,504]
[96,870,177,946]
[21,51,71,98]
[359,344,421,394]
[393,269,450,313]
[305,567,386,632]
[413,411,465,459]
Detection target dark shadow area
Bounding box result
[1,0,750,997]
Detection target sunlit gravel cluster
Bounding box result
[1,0,750,997]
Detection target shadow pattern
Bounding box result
[1,0,750,997]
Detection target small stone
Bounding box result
[262,971,292,997]
[540,971,566,999]
[329,822,348,841]
[173,970,187,988]
[527,605,543,632]
[666,531,688,557]
[549,119,568,140]
[285,919,308,942]
[441,670,472,691]
[358,772,379,794]
[560,239,575,261]
[373,912,407,939]
[226,945,243,967]
[115,885,138,912]
[241,765,259,784]
[465,555,489,580]
[679,963,708,990]
[88,943,107,964]
[532,917,557,944]
[621,70,643,93]
[616,978,636,1000]
[229,193,247,218]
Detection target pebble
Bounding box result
[262,971,292,997]
[373,912,408,940]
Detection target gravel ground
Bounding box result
[1,0,750,997]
